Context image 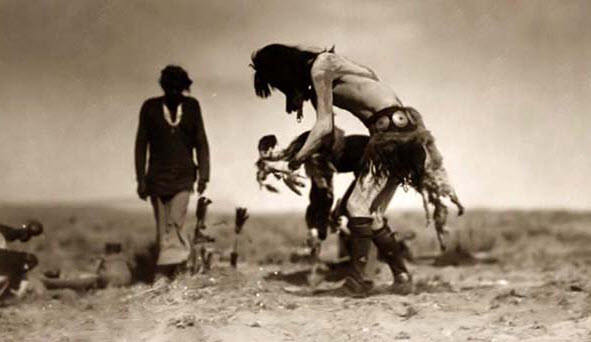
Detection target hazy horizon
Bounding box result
[1,1,590,212]
[2,196,589,214]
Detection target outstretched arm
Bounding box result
[291,53,378,166]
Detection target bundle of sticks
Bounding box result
[255,134,306,196]
[255,159,306,195]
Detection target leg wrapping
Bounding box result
[372,226,409,277]
[344,217,375,293]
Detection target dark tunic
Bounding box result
[135,96,210,197]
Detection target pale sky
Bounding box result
[0,0,590,211]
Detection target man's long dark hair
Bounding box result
[250,44,322,114]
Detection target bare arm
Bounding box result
[194,101,210,183]
[292,53,378,165]
[291,67,333,166]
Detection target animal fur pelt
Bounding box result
[416,153,464,251]
[364,125,464,249]
[363,128,442,181]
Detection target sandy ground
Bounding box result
[2,250,590,341]
[1,207,590,341]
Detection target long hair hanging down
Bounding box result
[250,44,321,113]
[253,65,272,98]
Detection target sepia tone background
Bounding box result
[2,3,591,340]
[1,0,589,212]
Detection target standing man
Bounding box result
[251,44,441,295]
[135,65,210,280]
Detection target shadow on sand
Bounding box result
[263,260,351,287]
[263,248,493,298]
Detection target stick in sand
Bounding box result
[230,207,249,268]
[189,196,213,274]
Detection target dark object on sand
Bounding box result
[41,242,132,291]
[1,220,43,298]
[0,220,44,243]
[412,245,498,267]
[104,242,122,254]
[42,274,99,291]
[44,269,61,279]
[230,251,238,268]
[0,249,39,297]
[231,207,249,268]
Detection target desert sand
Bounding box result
[1,205,590,341]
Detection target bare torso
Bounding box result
[332,74,401,124]
[293,51,403,162]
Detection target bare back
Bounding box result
[293,52,402,162]
[332,74,401,124]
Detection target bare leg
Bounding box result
[421,189,431,228]
[449,191,465,216]
[432,198,449,251]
